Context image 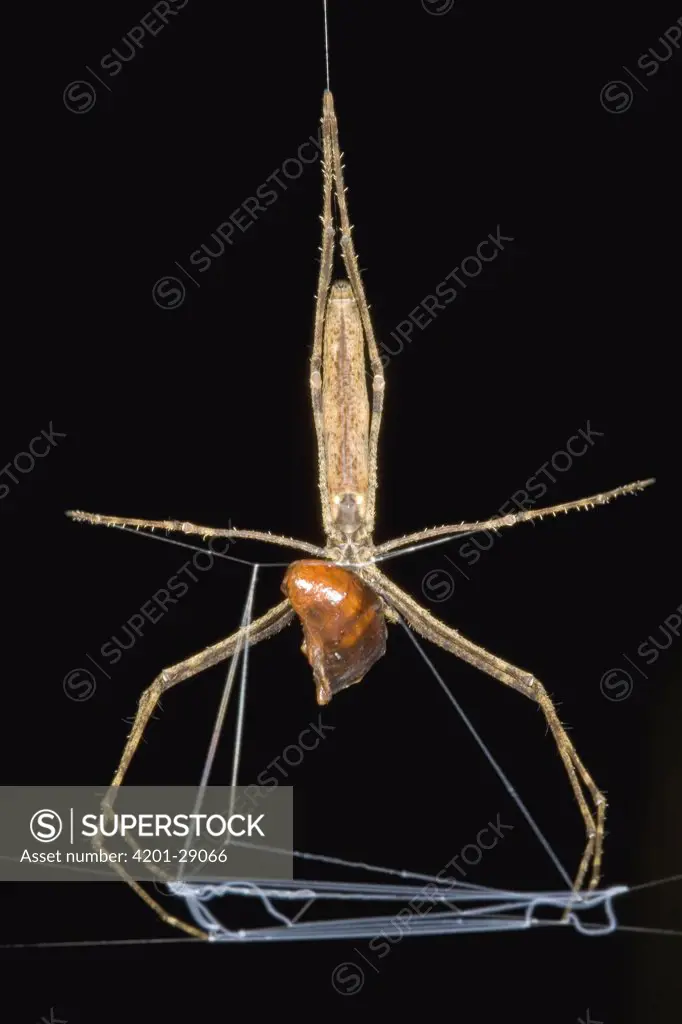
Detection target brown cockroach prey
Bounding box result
[68,90,654,938]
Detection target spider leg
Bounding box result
[92,598,295,940]
[373,478,654,558]
[325,90,385,533]
[361,565,605,900]
[66,510,326,557]
[310,91,335,535]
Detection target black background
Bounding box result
[4,0,681,1020]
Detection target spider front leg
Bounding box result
[361,565,606,900]
[93,598,295,939]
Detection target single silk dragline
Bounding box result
[68,90,654,938]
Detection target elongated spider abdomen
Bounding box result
[282,560,387,705]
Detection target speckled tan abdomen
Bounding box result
[322,280,370,534]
